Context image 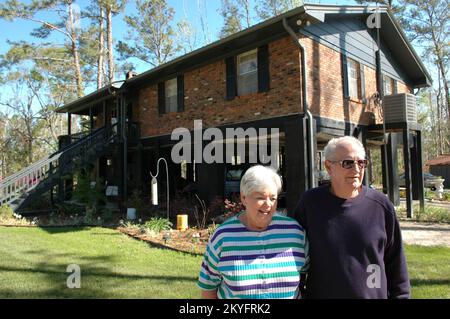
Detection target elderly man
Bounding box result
[294,136,410,299]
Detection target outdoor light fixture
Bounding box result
[150,158,170,220]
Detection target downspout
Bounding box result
[283,18,315,188]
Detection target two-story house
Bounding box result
[2,4,431,217]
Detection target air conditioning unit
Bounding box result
[382,93,417,123]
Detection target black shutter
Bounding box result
[258,44,270,92]
[177,75,184,112]
[341,53,349,98]
[158,82,165,115]
[360,63,365,101]
[225,56,236,100]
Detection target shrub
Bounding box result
[0,204,14,220]
[397,204,450,223]
[144,217,173,234]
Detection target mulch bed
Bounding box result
[117,227,209,256]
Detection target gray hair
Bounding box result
[240,165,282,196]
[323,136,366,161]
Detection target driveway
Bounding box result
[400,221,450,247]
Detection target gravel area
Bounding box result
[400,221,450,247]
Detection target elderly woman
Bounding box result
[197,165,309,299]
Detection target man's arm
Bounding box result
[385,211,410,299]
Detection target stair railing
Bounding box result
[0,123,117,206]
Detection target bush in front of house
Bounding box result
[144,217,173,235]
[397,204,450,223]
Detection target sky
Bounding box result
[1,0,411,98]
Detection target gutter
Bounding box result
[282,18,315,189]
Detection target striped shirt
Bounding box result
[198,213,309,299]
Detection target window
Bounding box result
[165,78,178,113]
[158,76,184,115]
[347,58,361,99]
[237,49,258,96]
[383,75,396,96]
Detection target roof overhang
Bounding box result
[55,82,123,115]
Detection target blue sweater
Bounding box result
[294,185,410,299]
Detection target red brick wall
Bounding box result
[135,35,411,137]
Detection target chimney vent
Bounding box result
[126,71,137,80]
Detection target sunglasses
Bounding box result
[330,159,369,169]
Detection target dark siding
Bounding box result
[300,17,411,84]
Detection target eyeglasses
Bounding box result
[330,159,369,169]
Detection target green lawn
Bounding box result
[406,245,450,299]
[0,226,449,299]
[0,226,203,298]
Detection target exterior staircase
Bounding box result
[0,124,117,213]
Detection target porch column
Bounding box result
[67,113,72,136]
[387,133,400,206]
[285,116,308,215]
[415,130,425,212]
[89,106,93,134]
[403,128,413,218]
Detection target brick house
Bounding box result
[2,4,431,217]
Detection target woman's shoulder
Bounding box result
[272,213,303,229]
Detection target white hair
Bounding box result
[240,165,282,196]
[323,136,366,161]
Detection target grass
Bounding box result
[0,226,203,298]
[0,226,449,299]
[405,245,450,299]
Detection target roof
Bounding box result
[56,4,432,114]
[55,81,123,114]
[425,155,450,166]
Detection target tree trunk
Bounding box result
[68,2,83,97]
[97,5,105,89]
[106,4,114,83]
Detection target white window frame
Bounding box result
[383,75,394,96]
[237,49,258,96]
[165,78,178,113]
[347,58,360,99]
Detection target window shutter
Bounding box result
[158,82,165,115]
[341,53,349,98]
[360,64,365,101]
[257,44,270,92]
[393,80,398,94]
[225,56,236,100]
[177,75,184,112]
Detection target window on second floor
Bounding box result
[158,75,184,115]
[342,55,365,102]
[383,74,397,96]
[165,78,178,113]
[225,45,270,100]
[348,58,361,99]
[237,49,258,96]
